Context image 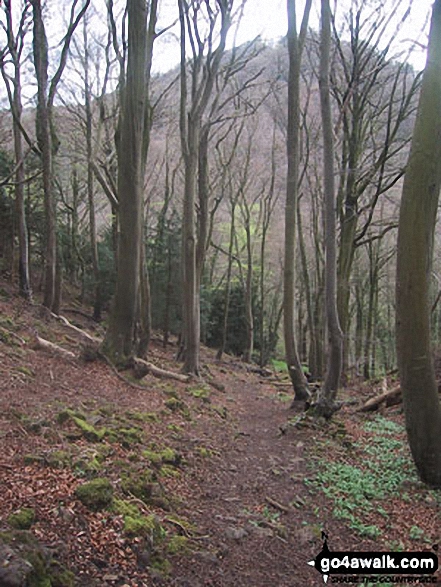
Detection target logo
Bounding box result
[307,532,439,584]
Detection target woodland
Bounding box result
[0,0,441,585]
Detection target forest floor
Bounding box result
[0,280,440,586]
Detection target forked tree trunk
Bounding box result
[284,0,312,402]
[396,0,441,487]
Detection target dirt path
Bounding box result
[167,369,321,587]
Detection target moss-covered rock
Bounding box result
[8,508,35,530]
[111,498,139,518]
[71,416,107,442]
[189,387,211,402]
[164,397,191,418]
[125,410,160,423]
[47,450,72,468]
[142,446,181,467]
[75,478,114,511]
[124,513,164,541]
[0,530,75,587]
[121,469,155,503]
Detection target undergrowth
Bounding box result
[305,415,418,539]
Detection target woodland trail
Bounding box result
[167,367,322,587]
[1,288,440,586]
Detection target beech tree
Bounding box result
[31,0,90,312]
[0,0,32,299]
[332,0,419,369]
[284,0,312,402]
[317,0,343,413]
[178,0,234,374]
[396,0,441,487]
[102,0,158,363]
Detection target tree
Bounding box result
[317,0,343,413]
[332,0,418,369]
[102,0,157,364]
[178,0,234,375]
[396,0,441,487]
[0,0,32,299]
[284,0,312,402]
[31,0,90,311]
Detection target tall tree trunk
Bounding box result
[396,0,441,487]
[102,0,148,364]
[1,0,31,299]
[32,0,56,310]
[284,0,312,402]
[83,18,101,322]
[318,0,343,412]
[243,220,254,363]
[217,198,237,361]
[13,79,31,300]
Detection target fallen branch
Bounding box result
[133,358,191,383]
[358,385,401,412]
[265,496,291,513]
[32,332,76,359]
[51,313,102,344]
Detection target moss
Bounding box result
[189,387,211,402]
[160,465,180,478]
[212,405,228,419]
[27,550,51,587]
[111,498,140,518]
[75,478,113,511]
[116,426,144,446]
[47,450,72,468]
[16,365,35,377]
[49,565,76,587]
[74,455,103,474]
[198,447,215,458]
[150,555,172,576]
[121,469,154,502]
[8,508,35,530]
[142,447,181,466]
[72,416,107,442]
[124,514,164,541]
[0,530,66,587]
[125,410,160,423]
[164,397,191,419]
[57,408,85,425]
[167,535,189,555]
[23,454,45,465]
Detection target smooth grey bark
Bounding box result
[284,0,312,402]
[102,0,149,363]
[396,0,441,487]
[317,0,343,411]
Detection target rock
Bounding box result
[224,526,249,541]
[296,524,320,545]
[0,542,33,586]
[195,550,220,565]
[251,525,274,539]
[0,530,74,587]
[75,477,114,511]
[7,508,35,531]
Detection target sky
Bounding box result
[153,0,434,74]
